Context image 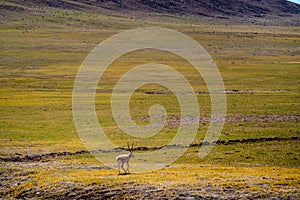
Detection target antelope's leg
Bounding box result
[121,162,126,174]
[118,161,121,174]
[127,161,130,173]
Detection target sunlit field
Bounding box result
[0,5,299,199]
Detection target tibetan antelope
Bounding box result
[116,142,134,175]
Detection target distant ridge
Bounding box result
[115,0,300,19]
[1,0,300,25]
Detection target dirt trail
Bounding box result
[0,137,299,163]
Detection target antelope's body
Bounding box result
[116,142,134,174]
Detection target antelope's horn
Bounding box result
[131,142,134,151]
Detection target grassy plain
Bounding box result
[0,6,299,199]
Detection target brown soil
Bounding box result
[137,114,300,126]
[2,175,298,200]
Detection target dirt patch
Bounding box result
[6,182,299,200]
[0,150,89,162]
[193,136,300,146]
[136,114,300,126]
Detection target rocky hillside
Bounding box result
[1,0,300,24]
[118,0,300,19]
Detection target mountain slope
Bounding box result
[122,0,300,18]
[0,0,299,25]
